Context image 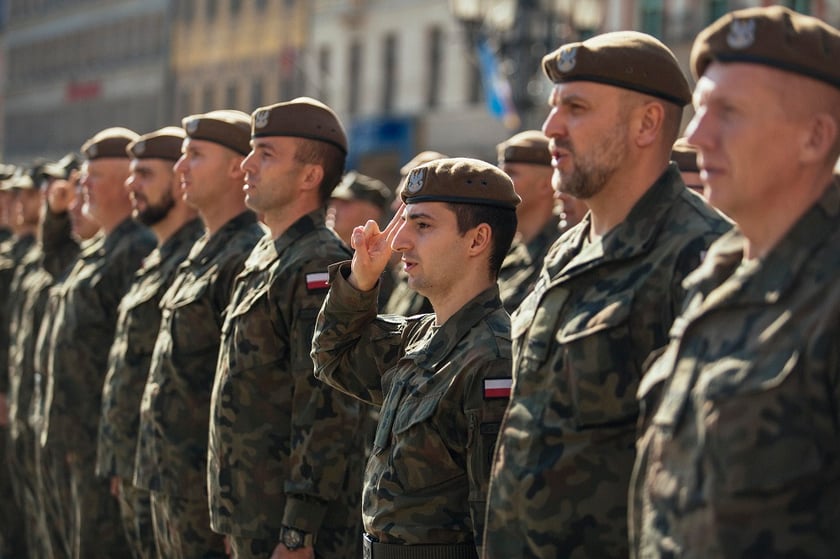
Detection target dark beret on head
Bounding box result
[182,110,252,156]
[81,127,139,160]
[128,126,187,161]
[671,137,699,173]
[542,31,691,106]
[401,157,521,210]
[497,130,551,167]
[331,172,392,210]
[691,6,840,89]
[251,97,348,154]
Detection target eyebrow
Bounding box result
[404,210,436,221]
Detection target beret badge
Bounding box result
[726,18,756,49]
[133,140,146,156]
[87,144,98,158]
[406,167,426,194]
[185,118,199,135]
[556,46,578,73]
[254,109,270,129]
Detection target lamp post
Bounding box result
[450,0,604,129]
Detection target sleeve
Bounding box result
[41,209,80,278]
[281,256,365,536]
[464,356,512,554]
[311,261,407,407]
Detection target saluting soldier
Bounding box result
[312,157,519,558]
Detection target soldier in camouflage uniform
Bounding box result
[41,128,157,559]
[630,8,840,557]
[95,127,202,559]
[135,110,264,558]
[36,171,98,559]
[312,157,519,559]
[483,32,731,558]
[495,130,565,314]
[207,98,363,559]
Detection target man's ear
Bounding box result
[633,101,665,148]
[468,222,492,256]
[799,112,838,165]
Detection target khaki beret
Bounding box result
[128,126,186,161]
[81,127,139,160]
[671,137,699,173]
[0,164,17,181]
[542,31,691,106]
[399,151,449,176]
[691,6,840,89]
[2,170,36,191]
[401,157,520,210]
[331,171,391,210]
[497,130,551,166]
[251,97,347,154]
[182,110,251,155]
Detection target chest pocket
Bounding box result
[556,290,637,429]
[511,287,567,376]
[701,345,826,496]
[166,276,217,357]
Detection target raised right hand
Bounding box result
[348,203,405,292]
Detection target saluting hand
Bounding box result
[348,203,404,292]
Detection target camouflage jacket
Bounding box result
[312,265,512,553]
[134,211,263,498]
[208,211,362,546]
[630,180,840,559]
[0,233,36,395]
[96,218,203,479]
[498,215,562,314]
[41,219,156,458]
[484,166,730,559]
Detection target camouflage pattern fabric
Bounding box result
[97,218,204,480]
[484,166,730,558]
[135,211,263,555]
[313,265,512,556]
[117,480,156,559]
[208,211,363,557]
[149,490,226,559]
[630,180,840,558]
[95,218,203,558]
[41,217,156,558]
[498,215,562,314]
[0,233,36,395]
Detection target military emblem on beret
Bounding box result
[727,18,756,49]
[134,140,146,156]
[406,167,426,194]
[254,109,270,129]
[87,144,98,158]
[186,118,199,135]
[556,46,578,73]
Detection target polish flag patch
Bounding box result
[484,378,512,399]
[305,272,330,292]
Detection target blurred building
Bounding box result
[2,0,173,164]
[171,0,308,119]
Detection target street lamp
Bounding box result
[450,0,604,128]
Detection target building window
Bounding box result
[318,45,331,105]
[468,48,481,106]
[178,88,192,119]
[426,26,442,109]
[226,82,238,108]
[382,33,397,113]
[230,0,241,16]
[256,0,267,13]
[250,77,263,110]
[348,39,362,116]
[180,0,195,22]
[202,84,215,111]
[640,0,664,38]
[206,0,217,21]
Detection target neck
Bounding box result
[263,199,321,239]
[100,209,132,236]
[586,160,668,238]
[429,274,494,326]
[740,168,833,260]
[201,190,249,236]
[151,207,199,245]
